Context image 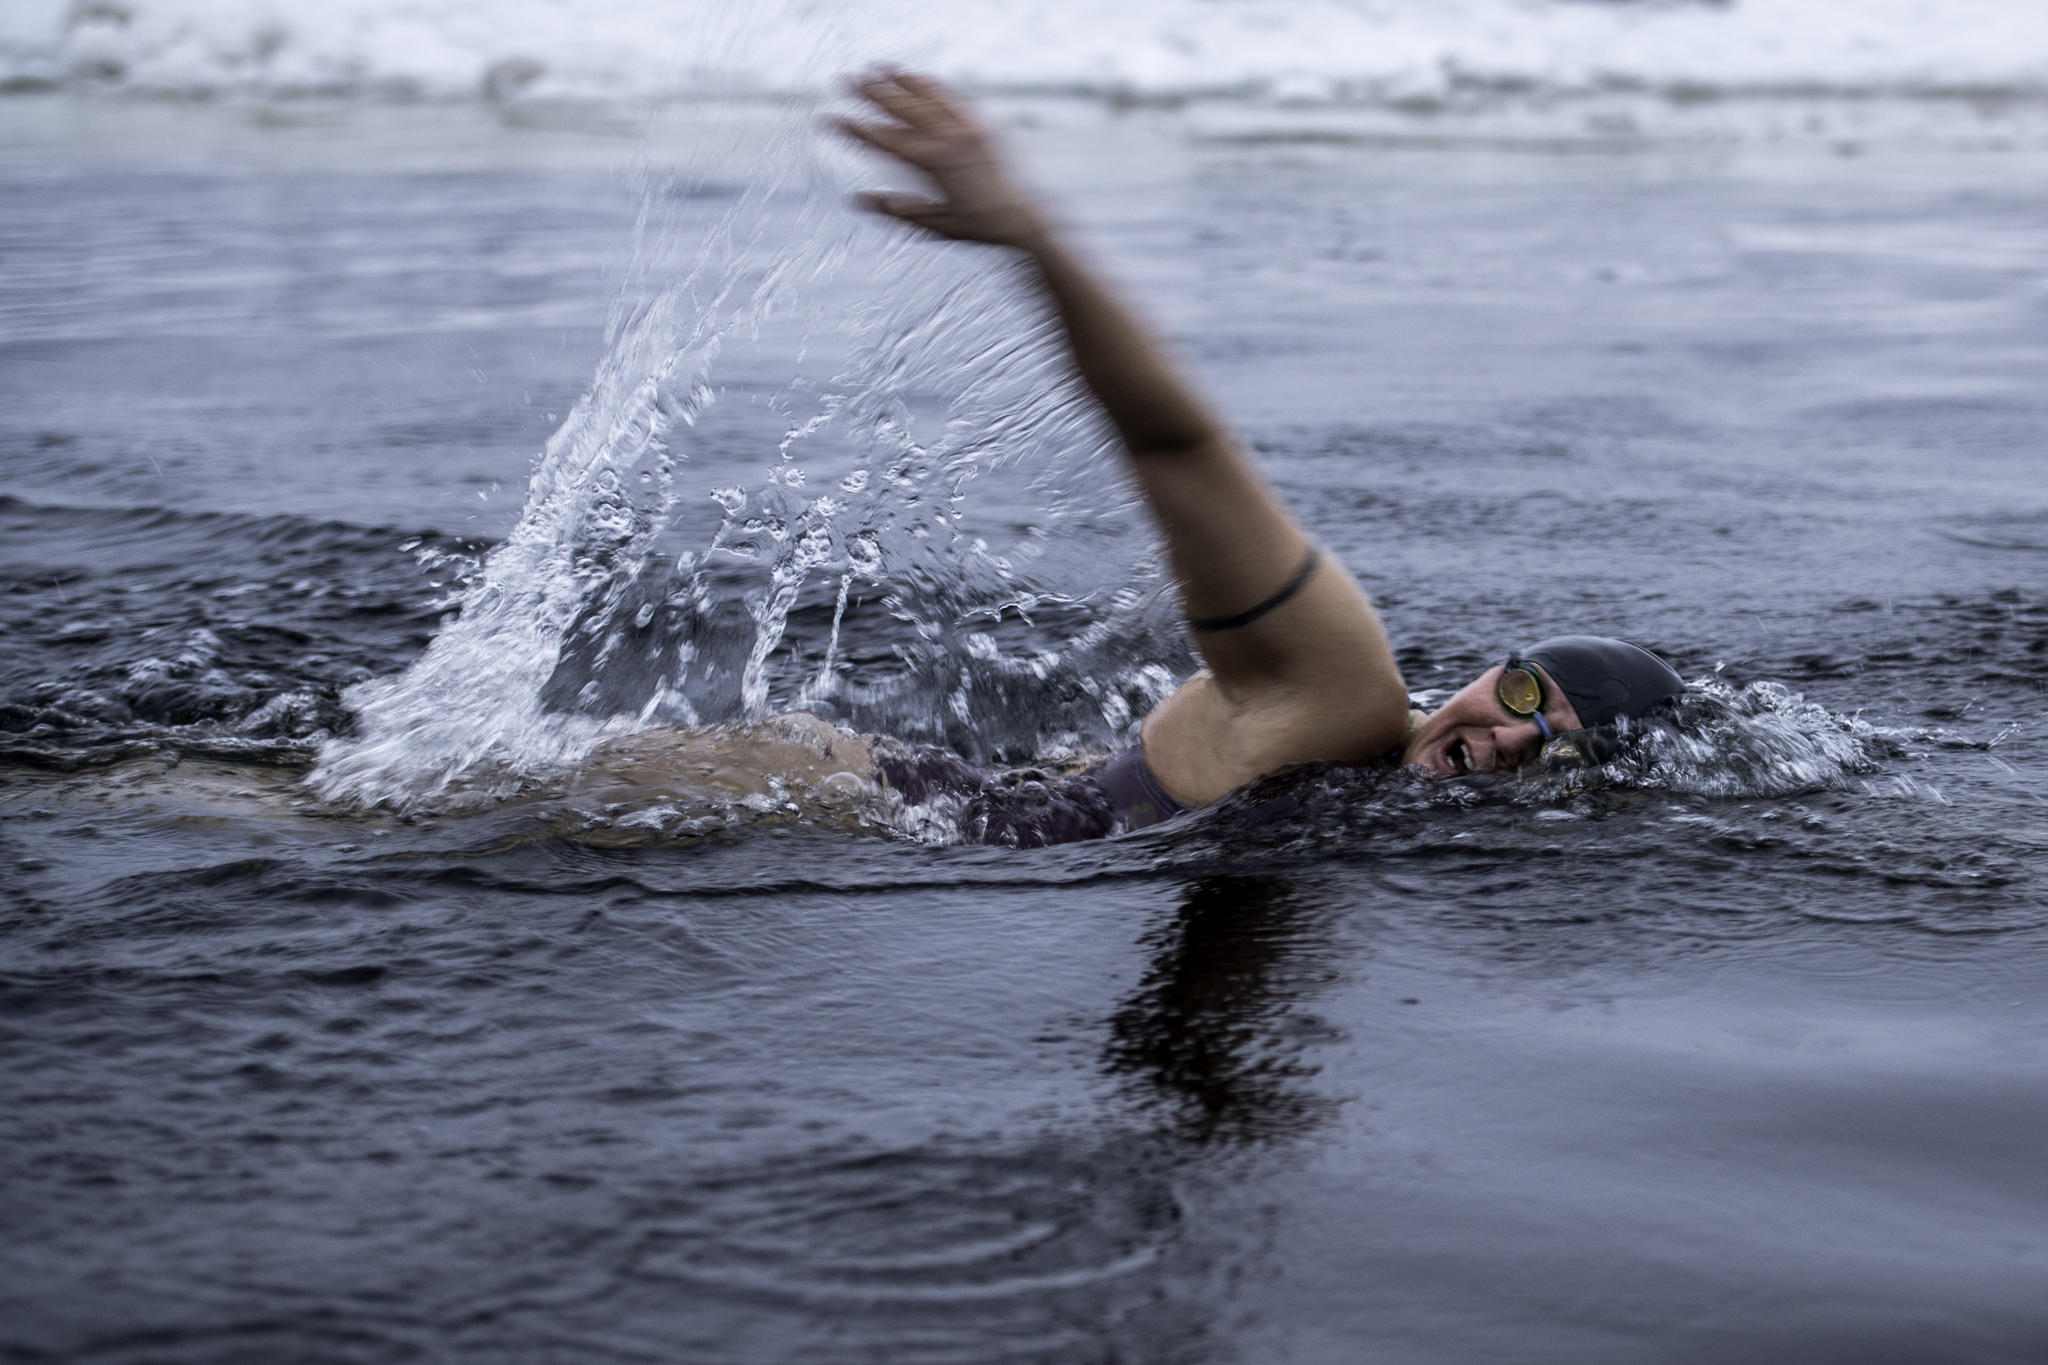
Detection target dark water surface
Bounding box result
[4,102,2046,1363]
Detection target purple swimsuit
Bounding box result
[1091,742,1189,831]
[871,738,1188,848]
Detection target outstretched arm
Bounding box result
[835,71,1408,801]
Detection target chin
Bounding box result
[1396,741,1439,774]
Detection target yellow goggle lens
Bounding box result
[1497,666,1544,717]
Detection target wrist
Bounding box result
[1004,208,1060,257]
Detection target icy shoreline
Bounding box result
[7,0,2047,129]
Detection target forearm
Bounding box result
[1027,237,1407,774]
[839,69,1408,758]
[1018,227,1224,457]
[1018,228,1309,629]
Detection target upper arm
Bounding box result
[1200,555,1410,763]
[1133,435,1405,708]
[1140,581,1411,803]
[1194,548,1400,703]
[1131,451,1411,800]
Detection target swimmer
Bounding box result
[615,71,1684,845]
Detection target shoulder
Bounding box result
[1140,670,1411,806]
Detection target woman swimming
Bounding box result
[585,71,1684,844]
[798,70,1688,844]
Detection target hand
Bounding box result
[832,70,1050,250]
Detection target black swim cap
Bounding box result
[1520,636,1684,729]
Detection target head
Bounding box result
[1401,635,1685,777]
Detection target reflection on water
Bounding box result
[1105,875,1342,1148]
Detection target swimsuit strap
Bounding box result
[1187,545,1320,633]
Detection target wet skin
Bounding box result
[1399,663,1585,777]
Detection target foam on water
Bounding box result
[1624,678,1923,800]
[9,0,2048,142]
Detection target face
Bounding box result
[1400,663,1585,777]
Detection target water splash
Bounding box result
[309,86,862,809]
[312,102,1162,812]
[1617,677,1921,800]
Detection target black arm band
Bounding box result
[1187,545,1321,633]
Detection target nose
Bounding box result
[1492,720,1547,770]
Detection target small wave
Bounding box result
[0,495,478,764]
[623,1145,1182,1306]
[1934,512,2048,554]
[0,492,490,568]
[1613,678,1912,798]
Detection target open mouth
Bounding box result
[1446,738,1474,775]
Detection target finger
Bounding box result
[856,191,943,223]
[840,69,892,103]
[886,71,971,129]
[831,116,926,163]
[855,192,950,235]
[854,71,953,133]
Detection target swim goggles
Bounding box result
[1495,658,1554,738]
[1498,658,1607,767]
